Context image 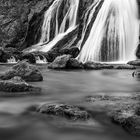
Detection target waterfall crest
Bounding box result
[26,0,139,63]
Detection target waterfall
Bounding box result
[78,0,139,62]
[26,0,139,63]
[27,0,79,53]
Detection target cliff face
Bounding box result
[0,0,54,49]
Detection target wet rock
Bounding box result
[67,58,84,69]
[84,61,114,70]
[48,55,84,69]
[0,76,41,92]
[127,60,140,66]
[37,103,90,121]
[59,47,80,58]
[48,55,72,69]
[111,113,140,136]
[86,94,140,135]
[44,49,59,62]
[0,60,43,82]
[132,71,140,78]
[124,116,140,136]
[114,64,136,70]
[21,53,36,64]
[0,49,10,63]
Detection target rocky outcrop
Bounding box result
[0,0,54,49]
[48,55,83,69]
[0,76,41,92]
[0,60,43,82]
[86,94,140,136]
[48,55,72,69]
[36,103,90,121]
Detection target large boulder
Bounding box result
[48,55,84,69]
[0,60,43,82]
[0,76,41,92]
[48,55,72,69]
[36,103,90,121]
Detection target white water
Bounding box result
[78,0,139,62]
[36,55,48,64]
[7,56,17,64]
[27,0,79,53]
[26,0,139,63]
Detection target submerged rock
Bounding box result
[111,111,140,136]
[0,76,41,92]
[37,103,90,121]
[86,94,140,136]
[84,61,114,70]
[0,60,43,82]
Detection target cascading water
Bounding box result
[26,0,139,63]
[36,55,48,64]
[28,0,79,53]
[78,0,139,63]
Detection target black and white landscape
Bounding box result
[0,0,140,140]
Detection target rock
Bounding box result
[44,49,59,62]
[0,76,41,92]
[21,53,36,64]
[132,71,140,78]
[59,47,80,58]
[0,0,54,49]
[67,58,84,69]
[124,116,140,136]
[48,55,84,69]
[0,49,10,63]
[48,55,72,69]
[135,106,140,116]
[114,64,136,70]
[37,103,90,121]
[0,60,43,82]
[136,44,140,59]
[84,61,114,70]
[127,60,140,66]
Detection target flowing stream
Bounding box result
[0,65,140,140]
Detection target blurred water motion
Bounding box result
[0,65,140,140]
